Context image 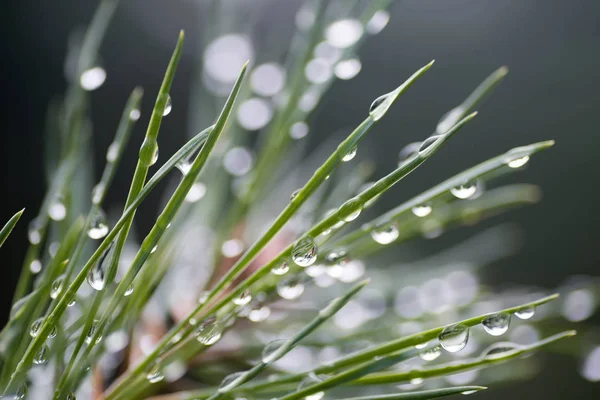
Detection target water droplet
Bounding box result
[439,324,469,353]
[451,182,478,199]
[398,142,421,165]
[338,198,363,222]
[418,135,441,155]
[461,390,478,395]
[50,275,64,299]
[369,93,389,115]
[515,306,535,320]
[419,345,442,361]
[224,147,254,176]
[262,338,288,364]
[342,146,357,162]
[106,143,119,163]
[146,362,164,384]
[272,262,289,275]
[297,374,326,400]
[325,250,349,266]
[198,291,209,304]
[506,155,530,169]
[366,10,390,35]
[80,66,106,91]
[30,259,42,274]
[219,371,246,392]
[129,108,141,121]
[151,245,158,254]
[233,290,252,306]
[185,182,207,203]
[87,244,113,291]
[176,160,192,176]
[334,58,361,80]
[88,209,109,239]
[194,317,223,346]
[370,223,399,244]
[248,305,271,322]
[14,383,28,400]
[85,320,103,344]
[163,95,172,116]
[482,342,521,360]
[67,298,76,307]
[290,188,302,201]
[325,19,363,49]
[221,239,244,258]
[48,197,67,221]
[482,313,511,336]
[33,344,49,365]
[415,342,429,350]
[30,318,57,339]
[237,97,273,130]
[91,182,105,205]
[124,284,134,297]
[292,236,318,267]
[412,204,432,217]
[290,122,309,139]
[277,276,305,300]
[250,63,286,97]
[28,219,42,245]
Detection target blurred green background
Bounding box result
[0,0,598,398]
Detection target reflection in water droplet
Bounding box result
[412,204,432,217]
[194,317,223,346]
[515,306,535,320]
[342,146,357,162]
[251,63,286,96]
[482,313,511,336]
[419,345,442,361]
[80,67,106,91]
[325,19,363,49]
[224,147,254,176]
[290,122,309,140]
[262,338,288,364]
[415,341,429,350]
[233,290,252,306]
[334,58,362,80]
[506,155,530,169]
[85,320,103,344]
[369,93,389,115]
[162,95,172,116]
[370,223,399,245]
[33,344,49,365]
[237,97,273,130]
[272,262,290,276]
[292,236,318,267]
[88,209,109,239]
[146,362,164,384]
[451,182,478,199]
[338,198,363,222]
[87,244,113,291]
[366,10,390,35]
[482,342,520,360]
[50,275,64,299]
[439,324,469,353]
[277,276,305,300]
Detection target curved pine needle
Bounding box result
[0,209,24,248]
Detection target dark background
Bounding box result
[1,0,598,398]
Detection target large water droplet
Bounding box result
[248,305,271,322]
[482,342,521,360]
[515,306,535,320]
[418,135,442,155]
[451,182,478,199]
[124,284,134,297]
[338,198,363,222]
[482,313,511,336]
[219,371,246,392]
[272,262,289,275]
[412,204,432,217]
[50,275,64,299]
[146,362,165,384]
[88,209,109,239]
[370,223,399,244]
[30,318,57,339]
[85,320,103,344]
[369,93,389,115]
[342,146,357,162]
[80,66,106,91]
[277,276,305,300]
[292,236,318,267]
[419,345,442,361]
[163,95,172,116]
[439,324,469,353]
[194,317,223,346]
[233,290,252,306]
[506,155,530,169]
[262,338,288,364]
[87,244,113,291]
[33,344,49,365]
